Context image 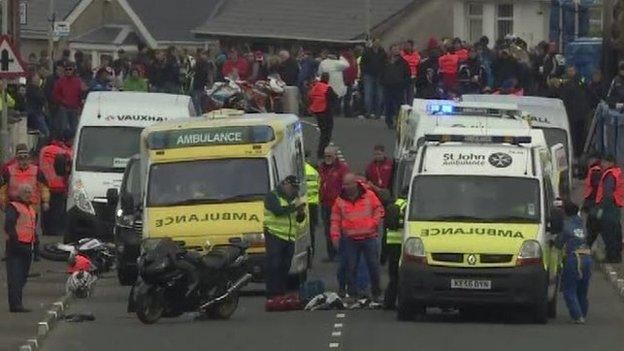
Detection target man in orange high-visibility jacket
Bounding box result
[5,184,37,312]
[1,144,50,260]
[595,155,623,263]
[331,173,384,301]
[39,132,72,236]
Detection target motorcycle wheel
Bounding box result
[135,290,165,324]
[40,243,72,262]
[207,292,239,320]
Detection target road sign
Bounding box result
[0,36,26,79]
[53,21,70,37]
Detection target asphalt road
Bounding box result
[40,117,624,351]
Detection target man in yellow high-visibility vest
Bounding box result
[304,151,319,254]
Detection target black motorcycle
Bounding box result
[128,237,252,324]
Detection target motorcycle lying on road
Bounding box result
[128,237,252,324]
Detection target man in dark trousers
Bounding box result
[5,184,37,312]
[308,73,338,159]
[595,155,623,263]
[582,155,602,247]
[264,176,306,307]
[381,44,410,129]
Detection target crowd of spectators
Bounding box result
[9,35,624,149]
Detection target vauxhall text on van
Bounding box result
[66,92,195,243]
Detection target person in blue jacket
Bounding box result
[555,200,592,324]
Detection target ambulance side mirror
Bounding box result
[107,188,119,207]
[120,193,134,214]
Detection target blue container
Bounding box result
[565,37,603,81]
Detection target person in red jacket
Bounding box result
[583,155,602,247]
[308,73,338,159]
[318,146,349,261]
[365,144,394,192]
[401,40,421,104]
[331,173,384,301]
[438,46,460,94]
[221,49,250,81]
[454,38,469,62]
[52,62,85,137]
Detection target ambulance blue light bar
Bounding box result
[424,134,532,144]
[426,103,519,117]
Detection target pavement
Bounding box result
[1,235,69,351]
[4,116,624,351]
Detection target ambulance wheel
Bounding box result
[547,278,559,319]
[533,294,549,324]
[117,265,137,286]
[396,295,424,321]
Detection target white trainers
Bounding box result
[573,317,586,324]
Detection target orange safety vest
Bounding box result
[308,82,330,113]
[456,48,469,62]
[401,50,421,78]
[39,142,69,192]
[438,53,459,75]
[596,167,624,207]
[6,201,36,243]
[330,190,381,241]
[7,163,41,205]
[583,164,602,199]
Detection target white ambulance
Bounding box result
[398,127,562,323]
[462,95,573,195]
[66,92,196,243]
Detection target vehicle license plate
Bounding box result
[450,279,492,290]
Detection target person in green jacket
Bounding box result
[122,67,148,92]
[304,150,319,255]
[383,192,407,309]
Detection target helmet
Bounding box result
[66,271,97,298]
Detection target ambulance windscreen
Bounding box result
[147,159,269,206]
[409,175,540,223]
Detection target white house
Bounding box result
[452,0,552,47]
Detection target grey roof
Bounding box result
[71,24,138,46]
[193,0,414,43]
[126,0,219,42]
[21,0,81,39]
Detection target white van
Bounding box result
[66,92,196,243]
[462,95,573,194]
[396,99,529,159]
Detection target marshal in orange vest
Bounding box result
[308,81,330,114]
[39,142,71,193]
[596,167,624,207]
[583,163,602,199]
[5,201,36,243]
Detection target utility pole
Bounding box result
[48,0,54,70]
[365,0,371,40]
[1,0,10,161]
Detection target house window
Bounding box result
[588,5,603,37]
[467,2,483,43]
[497,3,514,39]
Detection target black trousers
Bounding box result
[316,114,334,159]
[384,244,401,307]
[42,192,67,236]
[308,203,319,254]
[321,204,337,260]
[265,233,296,297]
[5,245,32,309]
[586,208,601,248]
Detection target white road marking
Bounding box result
[336,313,346,318]
[334,323,343,328]
[332,331,342,337]
[329,343,340,348]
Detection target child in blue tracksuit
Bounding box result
[555,200,593,324]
